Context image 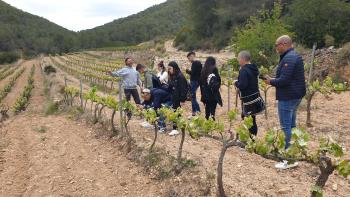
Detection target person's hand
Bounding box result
[263,76,272,85]
[136,104,144,110]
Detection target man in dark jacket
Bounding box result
[141,88,172,110]
[235,51,260,136]
[186,51,202,117]
[264,35,306,151]
[140,88,172,133]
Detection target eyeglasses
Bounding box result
[275,42,286,47]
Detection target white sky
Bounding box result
[3,0,167,31]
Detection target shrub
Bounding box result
[324,34,335,47]
[232,1,294,68]
[0,51,20,64]
[44,65,57,74]
[337,42,350,67]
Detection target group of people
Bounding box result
[108,35,306,169]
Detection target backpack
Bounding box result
[151,74,162,88]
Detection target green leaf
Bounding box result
[228,110,237,121]
[310,185,323,197]
[329,143,344,157]
[337,160,350,178]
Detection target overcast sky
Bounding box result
[3,0,167,31]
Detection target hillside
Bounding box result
[78,0,187,49]
[0,0,77,56]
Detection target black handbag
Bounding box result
[240,92,265,116]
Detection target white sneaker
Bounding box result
[140,121,154,129]
[275,160,299,170]
[159,128,166,134]
[169,130,179,136]
[187,115,194,120]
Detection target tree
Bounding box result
[232,0,294,68]
[286,0,350,48]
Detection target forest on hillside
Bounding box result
[0,0,350,63]
[175,0,350,50]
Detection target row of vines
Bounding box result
[62,83,349,197]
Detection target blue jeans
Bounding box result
[190,81,200,114]
[278,99,302,149]
[158,115,166,129]
[157,101,172,129]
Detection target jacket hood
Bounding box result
[244,64,259,77]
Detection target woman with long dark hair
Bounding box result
[167,61,188,136]
[200,57,223,120]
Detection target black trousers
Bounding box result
[124,89,141,104]
[172,101,181,130]
[205,101,218,120]
[242,114,258,136]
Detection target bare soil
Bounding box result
[0,44,349,197]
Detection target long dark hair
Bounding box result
[158,61,166,73]
[201,56,217,82]
[168,61,181,81]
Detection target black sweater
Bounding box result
[168,73,188,108]
[186,60,202,82]
[235,64,260,97]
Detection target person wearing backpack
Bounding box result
[167,61,189,136]
[136,64,154,90]
[200,57,223,120]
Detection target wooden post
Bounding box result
[80,80,83,108]
[118,81,124,133]
[308,43,317,84]
[227,64,231,112]
[64,76,67,87]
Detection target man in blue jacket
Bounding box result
[140,88,172,133]
[264,35,306,150]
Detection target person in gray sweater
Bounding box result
[108,57,141,104]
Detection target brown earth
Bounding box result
[0,44,349,197]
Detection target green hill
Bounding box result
[1,0,349,58]
[78,0,187,49]
[0,0,77,56]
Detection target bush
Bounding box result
[44,65,57,75]
[324,34,335,47]
[232,1,294,68]
[337,42,350,67]
[0,51,20,64]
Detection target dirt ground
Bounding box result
[0,60,163,197]
[0,44,349,197]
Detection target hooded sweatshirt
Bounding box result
[235,64,260,97]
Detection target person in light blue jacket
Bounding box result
[108,57,141,104]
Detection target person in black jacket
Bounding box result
[200,57,223,120]
[235,51,259,136]
[186,51,202,117]
[167,61,188,136]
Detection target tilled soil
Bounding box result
[1,50,349,197]
[0,60,162,197]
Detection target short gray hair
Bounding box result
[277,35,293,45]
[238,51,251,61]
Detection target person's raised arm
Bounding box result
[110,68,127,77]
